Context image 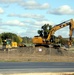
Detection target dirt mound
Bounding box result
[1,46,74,57]
[0,47,74,62]
[17,47,74,56]
[32,47,73,56]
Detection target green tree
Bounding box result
[38,24,52,38]
[1,32,21,44]
[17,36,23,43]
[38,30,43,37]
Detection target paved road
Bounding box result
[0,62,74,73]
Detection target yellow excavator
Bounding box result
[32,19,74,47]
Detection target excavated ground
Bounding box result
[0,46,74,62]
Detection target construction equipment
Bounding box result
[32,19,74,47]
[18,43,26,47]
[2,39,17,49]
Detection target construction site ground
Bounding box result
[0,46,74,62]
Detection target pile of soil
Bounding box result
[0,47,74,62]
[34,47,74,56]
[16,47,74,56]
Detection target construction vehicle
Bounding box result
[32,19,74,47]
[2,39,17,50]
[18,43,26,47]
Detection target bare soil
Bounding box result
[0,47,74,62]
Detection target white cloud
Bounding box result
[0,0,22,3]
[0,0,49,10]
[34,20,54,26]
[22,19,54,30]
[8,13,16,16]
[5,20,25,26]
[19,0,49,9]
[0,20,27,36]
[48,5,74,15]
[41,3,49,9]
[0,7,4,14]
[23,20,54,28]
[8,13,45,21]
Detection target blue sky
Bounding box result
[0,0,74,38]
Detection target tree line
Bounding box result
[0,32,32,45]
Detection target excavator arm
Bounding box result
[46,19,74,47]
[46,22,69,41]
